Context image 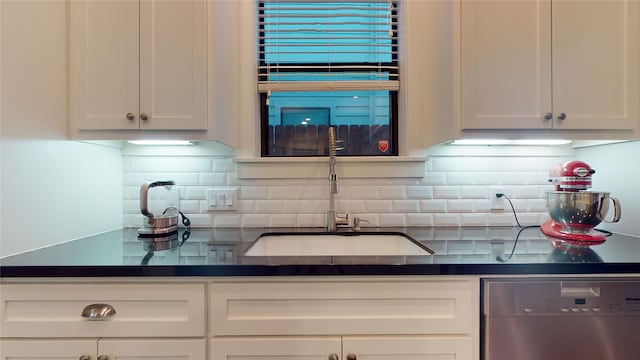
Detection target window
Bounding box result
[258,0,399,157]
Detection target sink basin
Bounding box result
[243,232,434,257]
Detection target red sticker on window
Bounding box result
[378,140,389,153]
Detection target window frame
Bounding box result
[257,0,400,158]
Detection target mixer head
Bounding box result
[548,160,595,191]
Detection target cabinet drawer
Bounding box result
[0,283,205,338]
[209,277,478,336]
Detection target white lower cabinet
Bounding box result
[209,277,479,360]
[0,338,206,360]
[0,283,207,360]
[0,277,479,360]
[211,336,473,360]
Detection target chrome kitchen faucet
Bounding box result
[327,127,350,232]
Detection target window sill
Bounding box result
[235,156,427,179]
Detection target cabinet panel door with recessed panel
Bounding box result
[461,0,639,130]
[69,0,207,132]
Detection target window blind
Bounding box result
[258,0,399,93]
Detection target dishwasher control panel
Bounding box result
[484,278,640,316]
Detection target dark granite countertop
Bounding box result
[1,227,639,277]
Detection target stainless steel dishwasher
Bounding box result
[483,278,640,360]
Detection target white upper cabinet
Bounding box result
[69,0,207,134]
[461,0,639,130]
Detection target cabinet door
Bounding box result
[210,337,341,360]
[552,0,639,129]
[210,278,477,336]
[344,336,474,360]
[461,0,552,129]
[0,339,96,360]
[0,283,205,338]
[69,0,140,130]
[139,0,207,130]
[99,338,206,360]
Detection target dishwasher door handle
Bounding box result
[560,284,601,297]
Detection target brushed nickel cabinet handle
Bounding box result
[328,354,339,360]
[79,356,91,360]
[140,113,149,121]
[98,356,109,360]
[544,112,552,120]
[557,112,566,120]
[81,303,116,320]
[126,112,135,121]
[346,354,357,360]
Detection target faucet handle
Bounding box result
[353,217,370,232]
[336,213,350,226]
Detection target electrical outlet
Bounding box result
[490,187,505,210]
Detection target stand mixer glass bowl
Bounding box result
[546,191,621,234]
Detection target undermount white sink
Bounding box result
[243,232,434,257]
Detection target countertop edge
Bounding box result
[2,263,640,278]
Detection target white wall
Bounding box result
[577,141,640,237]
[0,0,122,258]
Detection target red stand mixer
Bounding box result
[541,160,622,245]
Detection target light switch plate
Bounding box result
[206,187,239,212]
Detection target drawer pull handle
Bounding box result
[81,303,116,320]
[98,356,109,360]
[346,354,357,360]
[79,356,91,360]
[328,354,339,360]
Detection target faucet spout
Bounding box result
[327,127,348,231]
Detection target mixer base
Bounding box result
[540,219,606,245]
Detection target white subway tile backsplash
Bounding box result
[406,213,434,227]
[255,200,284,214]
[447,199,475,213]
[433,213,461,227]
[460,213,489,227]
[433,186,460,199]
[365,200,393,213]
[188,214,213,227]
[392,200,420,213]
[471,173,501,185]
[296,214,325,227]
[378,186,406,199]
[184,187,206,200]
[460,186,489,199]
[122,153,562,229]
[242,214,270,228]
[337,200,366,213]
[283,200,325,214]
[446,173,476,185]
[186,158,212,172]
[350,186,379,199]
[179,200,200,213]
[212,214,241,227]
[488,213,517,226]
[527,199,547,212]
[378,213,406,227]
[406,186,433,199]
[420,199,447,213]
[240,186,269,200]
[212,158,235,172]
[199,173,227,186]
[269,214,298,228]
[123,200,140,214]
[420,172,446,185]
